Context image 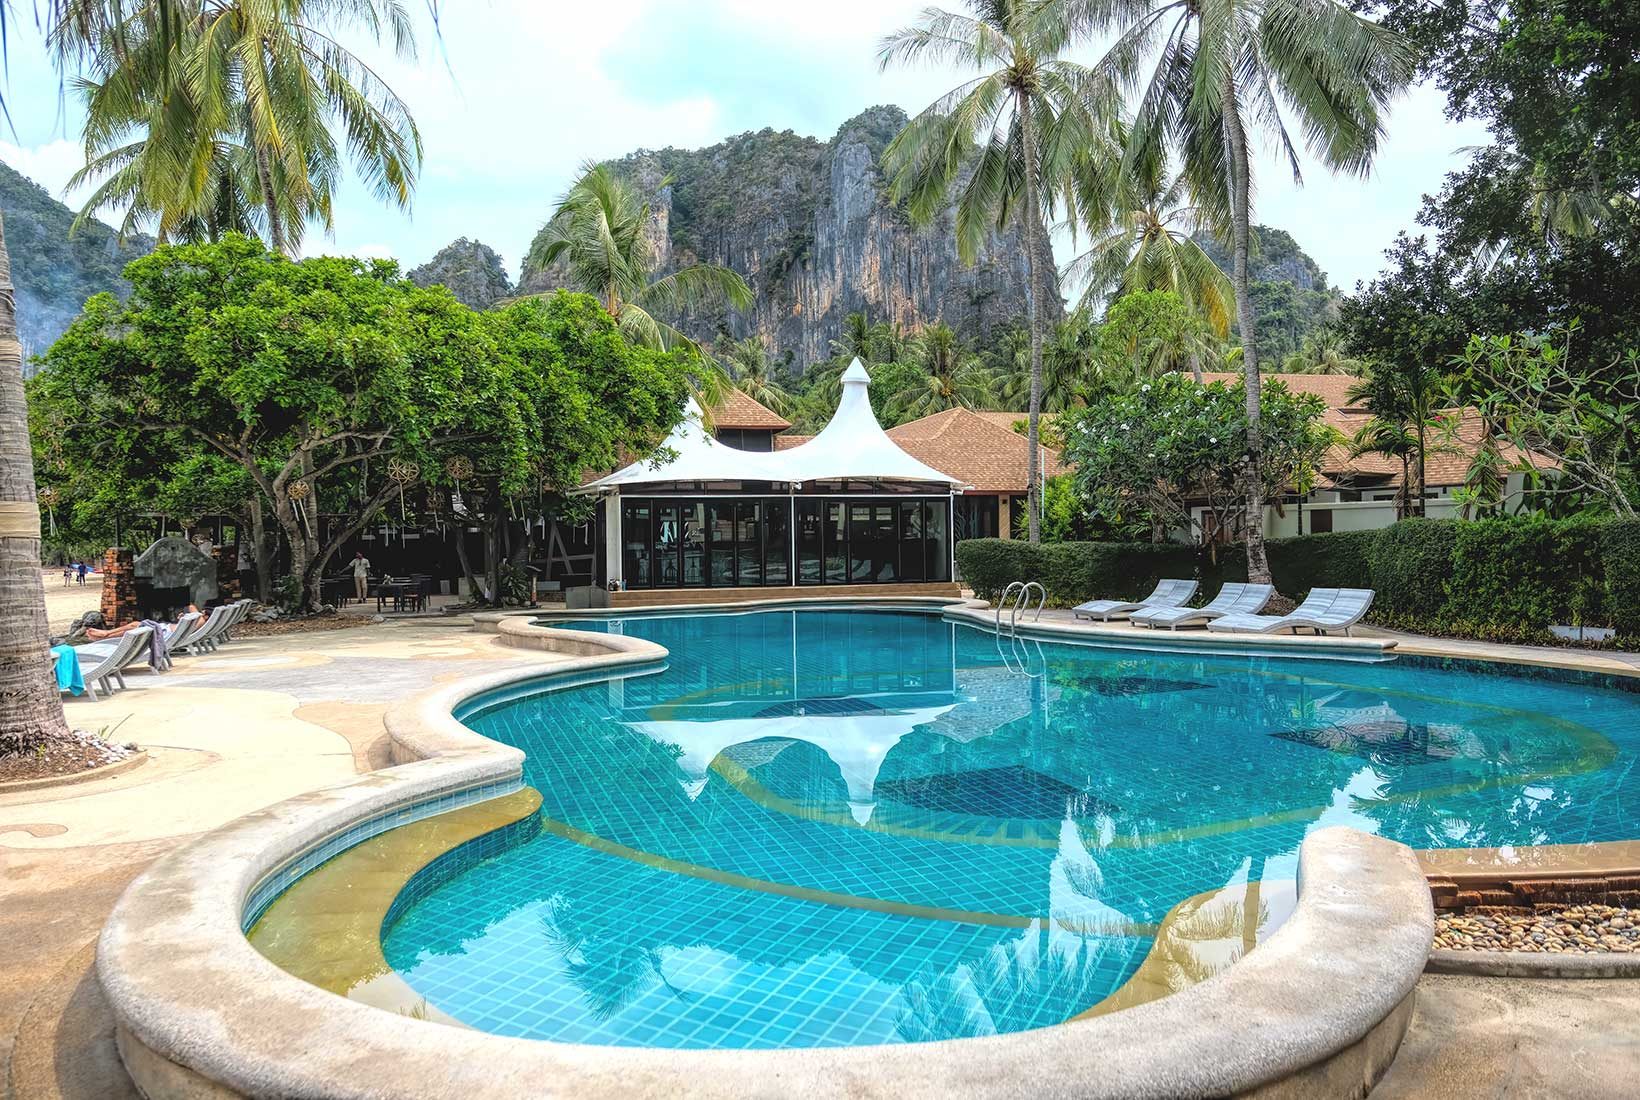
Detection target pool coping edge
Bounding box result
[98,605,1439,1099]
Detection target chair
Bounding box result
[1132,583,1275,630]
[73,626,153,699]
[217,598,254,643]
[1206,588,1376,637]
[181,604,237,653]
[1071,579,1199,622]
[161,611,206,657]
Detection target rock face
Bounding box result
[407,237,513,310]
[0,161,151,372]
[520,106,1059,370]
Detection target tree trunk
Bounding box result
[1017,89,1046,545]
[247,495,275,601]
[0,213,72,752]
[1221,78,1270,584]
[254,143,288,256]
[1189,349,1203,385]
[1415,418,1428,518]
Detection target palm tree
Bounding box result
[880,0,1111,543]
[1347,360,1449,518]
[525,163,754,355]
[1348,417,1416,519]
[1281,328,1364,375]
[997,310,1103,409]
[1065,0,1415,582]
[892,322,994,419]
[68,0,424,254]
[1063,159,1233,382]
[720,337,793,415]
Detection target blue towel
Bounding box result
[52,644,85,695]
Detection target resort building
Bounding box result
[888,408,1066,541]
[1189,373,1550,540]
[579,360,965,604]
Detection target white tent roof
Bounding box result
[579,359,964,492]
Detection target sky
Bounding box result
[0,0,1490,293]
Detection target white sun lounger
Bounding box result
[1131,582,1275,630]
[1071,579,1199,622]
[72,626,153,699]
[181,604,237,653]
[161,611,206,657]
[1206,588,1376,637]
[218,598,254,642]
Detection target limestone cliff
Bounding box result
[519,106,1059,369]
[407,237,513,310]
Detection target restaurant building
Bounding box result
[579,360,966,604]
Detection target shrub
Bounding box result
[1599,521,1640,635]
[1448,516,1603,635]
[955,540,1043,601]
[1368,519,1458,619]
[1267,530,1378,598]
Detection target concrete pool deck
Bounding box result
[4,603,1638,1097]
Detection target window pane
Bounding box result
[708,501,736,586]
[736,501,762,586]
[796,500,821,585]
[824,502,847,584]
[848,504,874,582]
[622,501,652,588]
[681,503,705,586]
[898,501,925,582]
[874,505,898,582]
[655,505,680,587]
[765,500,790,585]
[925,500,949,581]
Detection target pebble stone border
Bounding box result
[1434,906,1639,955]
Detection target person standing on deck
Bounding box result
[351,551,372,602]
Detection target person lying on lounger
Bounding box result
[84,604,199,641]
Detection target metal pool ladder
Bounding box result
[995,580,1046,636]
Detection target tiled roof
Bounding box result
[1199,372,1367,414]
[1200,371,1553,488]
[969,411,1058,434]
[772,434,812,451]
[709,388,791,430]
[887,407,1067,493]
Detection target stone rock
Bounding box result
[519,105,1058,369]
[407,238,513,310]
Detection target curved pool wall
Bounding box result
[97,597,1640,1097]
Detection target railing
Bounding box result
[994,580,1046,638]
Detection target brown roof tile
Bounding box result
[709,388,791,430]
[888,407,1067,493]
[772,434,812,451]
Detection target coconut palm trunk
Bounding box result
[254,143,288,255]
[0,214,72,750]
[1221,84,1271,585]
[1019,88,1045,545]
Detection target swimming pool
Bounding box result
[378,609,1640,1050]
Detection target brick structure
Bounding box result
[101,547,138,626]
[1430,873,1640,913]
[213,546,241,600]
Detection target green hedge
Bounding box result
[1367,519,1459,617]
[1267,530,1377,596]
[1601,522,1640,636]
[955,514,1640,645]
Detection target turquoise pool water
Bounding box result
[381,609,1640,1049]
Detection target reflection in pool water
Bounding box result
[379,610,1639,1049]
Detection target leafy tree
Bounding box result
[1069,0,1415,581]
[880,0,1111,542]
[1095,290,1220,385]
[1060,374,1331,543]
[31,236,690,610]
[1453,326,1640,518]
[1346,357,1451,517]
[995,310,1106,411]
[524,163,754,357]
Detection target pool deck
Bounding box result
[3,604,1637,1097]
